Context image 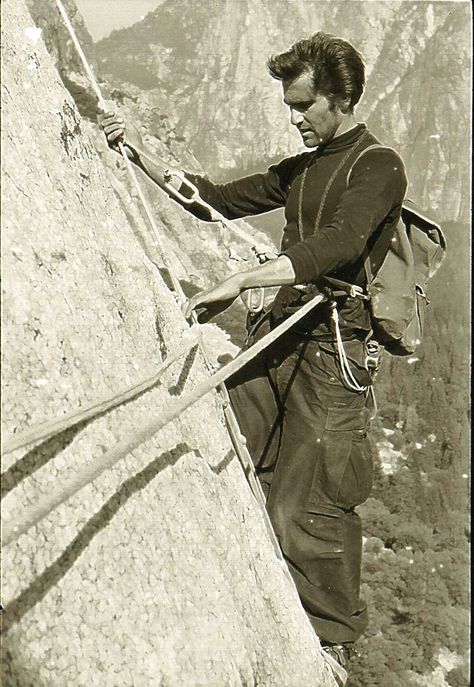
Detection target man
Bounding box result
[102,32,407,681]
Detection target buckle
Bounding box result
[349,284,370,300]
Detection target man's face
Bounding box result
[283,71,345,147]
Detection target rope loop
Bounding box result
[330,301,368,393]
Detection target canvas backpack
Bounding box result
[347,145,446,356]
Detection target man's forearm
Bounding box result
[238,255,296,290]
[183,255,297,320]
[129,143,182,193]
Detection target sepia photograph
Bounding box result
[1,1,470,686]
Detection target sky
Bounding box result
[74,0,165,41]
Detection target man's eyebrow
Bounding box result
[283,97,311,107]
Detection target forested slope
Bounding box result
[350,222,470,686]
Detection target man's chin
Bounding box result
[301,132,318,148]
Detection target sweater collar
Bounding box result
[315,123,367,155]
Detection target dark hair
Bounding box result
[267,32,365,112]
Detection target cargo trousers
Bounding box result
[226,315,374,645]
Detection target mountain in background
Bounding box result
[95,0,471,223]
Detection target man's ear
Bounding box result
[339,97,352,114]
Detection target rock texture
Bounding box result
[96,0,471,222]
[0,2,336,686]
[24,0,277,344]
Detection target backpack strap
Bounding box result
[346,144,398,186]
[320,145,389,298]
[346,144,403,292]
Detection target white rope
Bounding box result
[57,0,268,313]
[160,169,267,312]
[54,0,274,515]
[4,3,324,562]
[321,648,349,685]
[8,1,269,552]
[131,161,271,257]
[54,0,184,299]
[1,332,202,456]
[3,292,325,546]
[330,302,368,393]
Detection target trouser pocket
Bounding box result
[308,406,374,511]
[298,507,345,557]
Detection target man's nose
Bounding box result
[290,108,305,127]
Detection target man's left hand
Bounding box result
[183,255,296,322]
[183,274,243,321]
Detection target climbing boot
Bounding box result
[321,643,357,686]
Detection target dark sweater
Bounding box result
[183,124,407,339]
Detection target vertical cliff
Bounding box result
[0,2,335,685]
[22,0,277,346]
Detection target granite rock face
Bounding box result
[24,0,277,346]
[1,2,335,686]
[96,0,471,222]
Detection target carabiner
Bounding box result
[163,169,200,205]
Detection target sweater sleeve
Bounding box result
[283,148,408,283]
[180,154,309,221]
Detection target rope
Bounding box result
[160,169,266,313]
[55,0,268,303]
[1,332,201,456]
[330,302,368,393]
[57,0,268,315]
[3,291,325,546]
[54,0,183,299]
[145,165,267,252]
[54,0,276,511]
[2,1,313,560]
[321,647,349,685]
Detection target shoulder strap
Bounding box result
[348,149,443,242]
[346,144,403,290]
[346,144,397,186]
[346,144,392,287]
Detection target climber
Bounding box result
[101,31,407,682]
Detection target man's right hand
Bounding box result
[99,110,144,157]
[99,110,178,192]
